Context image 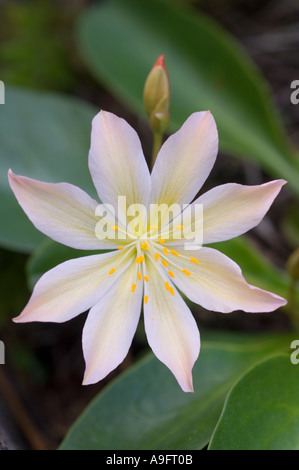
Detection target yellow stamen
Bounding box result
[161,260,168,268]
[135,255,145,263]
[117,246,124,250]
[144,276,149,282]
[141,242,149,250]
[154,253,160,261]
[150,225,159,230]
[168,270,175,278]
[169,286,175,296]
[132,283,136,292]
[165,281,170,291]
[137,272,142,280]
[175,225,183,230]
[182,268,191,276]
[190,257,199,264]
[158,238,165,244]
[109,268,116,275]
[170,250,179,257]
[112,226,119,230]
[144,295,149,304]
[163,247,169,255]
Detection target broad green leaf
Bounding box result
[0,86,98,253]
[76,0,299,196]
[209,355,299,450]
[60,333,292,450]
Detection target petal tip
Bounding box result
[12,314,26,323]
[180,375,194,393]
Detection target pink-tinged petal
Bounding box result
[14,249,134,323]
[166,247,286,313]
[143,258,200,392]
[89,110,151,225]
[8,170,120,250]
[197,179,286,244]
[151,112,218,207]
[82,261,142,384]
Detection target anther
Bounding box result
[190,258,199,264]
[136,255,145,263]
[154,253,160,261]
[163,247,169,255]
[132,284,136,292]
[144,276,149,282]
[158,238,165,244]
[109,268,116,275]
[144,295,149,304]
[161,260,168,268]
[170,250,179,257]
[168,270,175,278]
[112,226,119,230]
[137,272,142,280]
[117,246,124,250]
[175,225,183,230]
[182,268,191,276]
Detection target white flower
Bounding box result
[8,111,286,392]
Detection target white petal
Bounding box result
[151,112,218,207]
[143,258,200,392]
[82,261,142,384]
[89,110,151,225]
[197,180,286,244]
[8,170,120,250]
[164,247,286,313]
[14,249,134,323]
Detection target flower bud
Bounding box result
[143,55,170,134]
[287,248,299,281]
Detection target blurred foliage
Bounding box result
[0,0,82,91]
[0,0,298,451]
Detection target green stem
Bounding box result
[151,131,163,169]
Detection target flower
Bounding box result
[8,110,287,392]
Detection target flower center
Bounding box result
[107,224,199,306]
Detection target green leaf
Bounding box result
[76,0,299,196]
[0,85,97,253]
[60,333,292,450]
[209,355,299,450]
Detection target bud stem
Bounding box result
[151,131,163,168]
